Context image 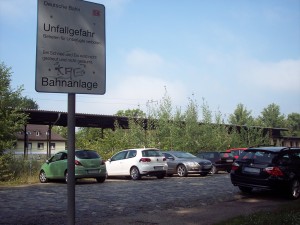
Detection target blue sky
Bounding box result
[1,0,299,120]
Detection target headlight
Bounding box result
[185,162,199,166]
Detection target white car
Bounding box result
[105,148,168,180]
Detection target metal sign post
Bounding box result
[67,93,76,225]
[36,1,105,224]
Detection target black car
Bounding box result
[230,146,300,199]
[196,151,235,174]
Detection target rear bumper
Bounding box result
[141,170,167,177]
[230,174,290,190]
[215,163,232,171]
[75,166,107,178]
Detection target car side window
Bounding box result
[50,152,63,163]
[61,153,67,160]
[127,150,137,159]
[290,152,300,164]
[163,153,173,159]
[111,151,128,161]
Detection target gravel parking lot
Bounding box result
[0,173,292,225]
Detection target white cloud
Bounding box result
[238,59,300,91]
[74,48,187,114]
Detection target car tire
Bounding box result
[288,179,300,200]
[96,177,106,183]
[238,186,253,193]
[130,167,141,180]
[39,170,48,183]
[177,164,188,177]
[210,165,218,174]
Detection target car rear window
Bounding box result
[142,149,163,157]
[220,152,233,158]
[239,150,276,164]
[76,150,100,159]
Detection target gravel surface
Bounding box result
[0,174,293,225]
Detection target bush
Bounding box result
[0,154,42,183]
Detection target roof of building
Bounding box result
[16,124,66,141]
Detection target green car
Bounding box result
[39,150,107,183]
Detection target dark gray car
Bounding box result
[161,151,212,177]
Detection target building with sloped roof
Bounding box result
[13,124,66,158]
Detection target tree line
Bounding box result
[1,62,300,160]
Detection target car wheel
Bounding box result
[238,186,253,193]
[210,165,218,174]
[39,170,48,183]
[130,167,141,180]
[288,179,300,200]
[177,164,188,177]
[96,177,106,183]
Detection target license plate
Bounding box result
[226,159,233,162]
[154,166,163,170]
[243,167,260,174]
[88,169,99,174]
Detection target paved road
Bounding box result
[0,174,288,225]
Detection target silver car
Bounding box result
[161,151,212,177]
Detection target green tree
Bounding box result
[0,62,28,154]
[258,103,285,127]
[115,109,146,118]
[286,113,300,136]
[228,103,254,125]
[182,97,200,153]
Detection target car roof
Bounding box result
[197,151,226,153]
[122,148,159,151]
[246,146,296,153]
[56,149,96,154]
[161,150,192,154]
[226,148,247,151]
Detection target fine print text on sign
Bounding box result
[36,0,106,94]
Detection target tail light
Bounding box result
[100,160,105,165]
[264,167,284,176]
[231,162,240,171]
[139,158,151,162]
[75,160,83,166]
[163,157,166,161]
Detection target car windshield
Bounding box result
[173,152,197,159]
[142,149,163,157]
[239,150,276,164]
[76,150,100,159]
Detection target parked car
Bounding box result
[39,149,107,183]
[161,151,212,177]
[105,148,167,180]
[196,151,235,174]
[230,146,300,199]
[226,148,247,159]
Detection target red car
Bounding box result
[226,148,247,159]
